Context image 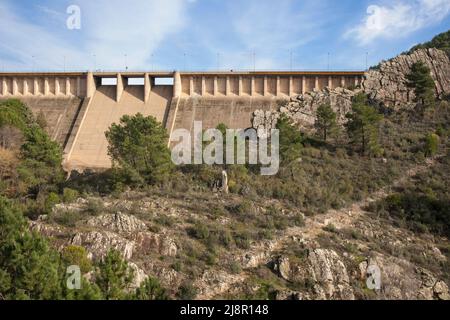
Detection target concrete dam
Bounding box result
[0,71,365,171]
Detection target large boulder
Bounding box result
[71,231,135,260]
[358,254,450,300]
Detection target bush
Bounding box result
[61,245,92,274]
[45,192,60,213]
[177,282,197,300]
[133,277,168,300]
[63,188,79,203]
[85,198,104,215]
[424,133,439,157]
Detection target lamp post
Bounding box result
[327,52,330,71]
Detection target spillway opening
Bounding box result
[127,77,145,86]
[154,77,174,86]
[101,78,117,86]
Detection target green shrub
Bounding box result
[424,133,439,157]
[61,245,92,274]
[63,188,79,203]
[45,192,60,212]
[86,198,104,215]
[177,282,197,300]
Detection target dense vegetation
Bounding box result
[0,196,167,300]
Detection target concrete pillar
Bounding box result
[289,76,293,96]
[328,76,332,88]
[276,76,280,97]
[302,76,306,94]
[55,78,61,95]
[2,78,7,95]
[34,78,39,95]
[201,76,206,96]
[44,78,50,96]
[314,76,319,91]
[173,71,181,98]
[213,76,218,96]
[12,78,18,95]
[66,77,71,96]
[251,76,255,97]
[341,76,346,88]
[226,76,230,96]
[116,73,124,102]
[86,72,95,98]
[23,79,29,96]
[145,73,152,103]
[238,76,243,96]
[189,77,194,96]
[76,77,81,97]
[263,76,268,96]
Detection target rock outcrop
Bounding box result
[252,87,356,135]
[270,249,354,300]
[363,48,450,108]
[86,213,148,234]
[252,48,450,133]
[71,231,135,260]
[358,254,450,300]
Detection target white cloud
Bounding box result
[0,0,189,71]
[346,0,450,45]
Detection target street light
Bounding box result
[365,52,369,71]
[217,52,221,71]
[31,55,36,72]
[290,50,293,71]
[327,52,330,71]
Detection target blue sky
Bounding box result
[0,0,449,72]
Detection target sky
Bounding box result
[0,0,449,72]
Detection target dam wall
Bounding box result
[0,71,365,170]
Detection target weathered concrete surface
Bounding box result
[165,97,285,144]
[0,96,83,147]
[65,85,172,171]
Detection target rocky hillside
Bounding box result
[364,48,450,108]
[31,157,450,299]
[252,48,450,134]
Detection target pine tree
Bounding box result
[105,113,173,185]
[315,103,336,142]
[0,196,62,299]
[95,250,134,300]
[133,277,168,300]
[345,93,383,156]
[406,62,435,107]
[276,114,304,163]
